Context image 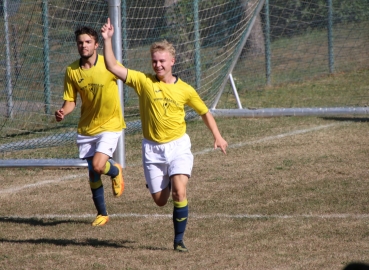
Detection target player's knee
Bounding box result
[172,190,186,202]
[154,199,167,207]
[92,164,105,175]
[152,190,170,207]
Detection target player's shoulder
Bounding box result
[95,55,114,74]
[128,69,156,81]
[67,59,80,71]
[96,54,105,61]
[95,54,106,67]
[176,77,196,91]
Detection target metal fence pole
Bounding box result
[264,0,271,86]
[109,0,125,168]
[327,0,334,73]
[194,0,201,90]
[42,0,51,114]
[3,0,13,118]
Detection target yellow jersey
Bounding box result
[125,69,208,143]
[63,55,126,136]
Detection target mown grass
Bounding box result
[0,114,369,269]
[1,48,369,269]
[2,66,369,160]
[232,21,369,93]
[220,68,369,109]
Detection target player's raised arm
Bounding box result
[101,18,128,81]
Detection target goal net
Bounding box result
[0,0,264,162]
[1,0,368,164]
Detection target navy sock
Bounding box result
[173,199,188,243]
[91,183,107,216]
[87,158,107,216]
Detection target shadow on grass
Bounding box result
[0,217,171,250]
[0,237,136,248]
[321,116,369,122]
[0,216,89,226]
[343,262,369,270]
[0,235,170,250]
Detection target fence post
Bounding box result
[327,0,334,73]
[109,0,125,168]
[194,0,201,90]
[42,0,51,114]
[3,0,13,118]
[264,0,271,86]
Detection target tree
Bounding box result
[241,0,265,57]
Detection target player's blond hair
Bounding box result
[150,40,176,58]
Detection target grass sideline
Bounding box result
[0,114,369,269]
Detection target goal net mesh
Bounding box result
[1,0,368,160]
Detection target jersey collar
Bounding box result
[155,74,178,84]
[79,54,98,68]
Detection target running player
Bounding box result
[101,18,227,251]
[55,26,125,226]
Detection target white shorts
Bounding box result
[142,133,193,194]
[76,131,121,159]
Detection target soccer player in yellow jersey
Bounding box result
[55,26,125,227]
[102,18,228,252]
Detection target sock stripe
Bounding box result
[103,160,111,174]
[90,179,103,189]
[173,199,188,208]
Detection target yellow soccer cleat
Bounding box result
[92,215,109,226]
[111,163,124,197]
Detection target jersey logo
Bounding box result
[78,78,84,83]
[154,89,162,93]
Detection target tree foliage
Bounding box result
[267,0,369,38]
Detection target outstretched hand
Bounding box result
[101,17,114,39]
[214,137,228,155]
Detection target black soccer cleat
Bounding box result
[174,240,188,252]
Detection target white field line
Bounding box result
[193,123,342,155]
[0,173,86,195]
[2,213,369,220]
[3,122,360,221]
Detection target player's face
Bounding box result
[76,34,98,59]
[151,50,175,80]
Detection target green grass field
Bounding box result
[1,1,369,267]
[1,112,369,269]
[1,20,369,269]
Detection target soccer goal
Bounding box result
[1,0,368,167]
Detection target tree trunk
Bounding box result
[242,0,265,57]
